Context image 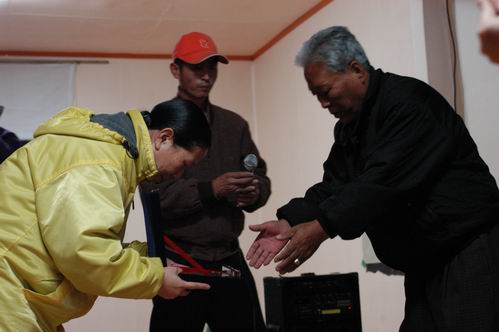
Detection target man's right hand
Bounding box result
[212,172,255,199]
[157,267,210,300]
[246,219,291,268]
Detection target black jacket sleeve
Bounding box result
[279,101,457,240]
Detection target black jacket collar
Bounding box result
[335,67,383,147]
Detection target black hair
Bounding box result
[174,58,219,69]
[147,98,211,150]
[174,58,185,67]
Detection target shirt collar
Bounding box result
[175,91,211,123]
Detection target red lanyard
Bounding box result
[163,234,240,277]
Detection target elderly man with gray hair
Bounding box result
[247,26,499,331]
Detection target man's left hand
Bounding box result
[274,220,329,274]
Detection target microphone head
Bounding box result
[243,154,258,172]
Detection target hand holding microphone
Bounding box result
[242,153,258,172]
[211,154,260,206]
[211,171,254,199]
[236,154,260,207]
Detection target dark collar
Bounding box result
[175,92,212,123]
[335,67,383,147]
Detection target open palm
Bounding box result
[246,219,290,268]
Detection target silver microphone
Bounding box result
[243,154,258,172]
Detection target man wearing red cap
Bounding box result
[141,32,270,332]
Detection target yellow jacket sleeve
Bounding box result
[35,164,164,299]
[125,241,149,256]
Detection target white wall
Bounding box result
[0,63,76,139]
[422,0,455,109]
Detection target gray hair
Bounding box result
[295,26,370,72]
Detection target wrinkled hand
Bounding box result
[274,220,329,274]
[478,0,499,63]
[236,178,260,207]
[157,267,210,299]
[212,172,255,199]
[246,219,291,268]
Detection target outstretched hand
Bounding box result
[246,219,291,268]
[157,266,210,299]
[274,220,329,274]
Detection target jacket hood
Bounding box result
[35,107,125,145]
[34,107,158,181]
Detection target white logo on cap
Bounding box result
[199,39,210,49]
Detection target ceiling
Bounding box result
[0,0,331,60]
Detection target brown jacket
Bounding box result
[140,102,271,261]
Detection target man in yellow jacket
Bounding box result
[0,99,211,331]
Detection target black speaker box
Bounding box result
[264,272,362,332]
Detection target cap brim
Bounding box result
[177,53,229,65]
[210,54,229,64]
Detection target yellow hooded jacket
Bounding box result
[0,107,164,331]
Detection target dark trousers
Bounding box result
[150,250,266,332]
[400,223,499,332]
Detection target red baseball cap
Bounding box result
[172,32,229,65]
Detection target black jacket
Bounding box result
[277,68,499,273]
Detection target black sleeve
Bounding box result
[279,102,456,239]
